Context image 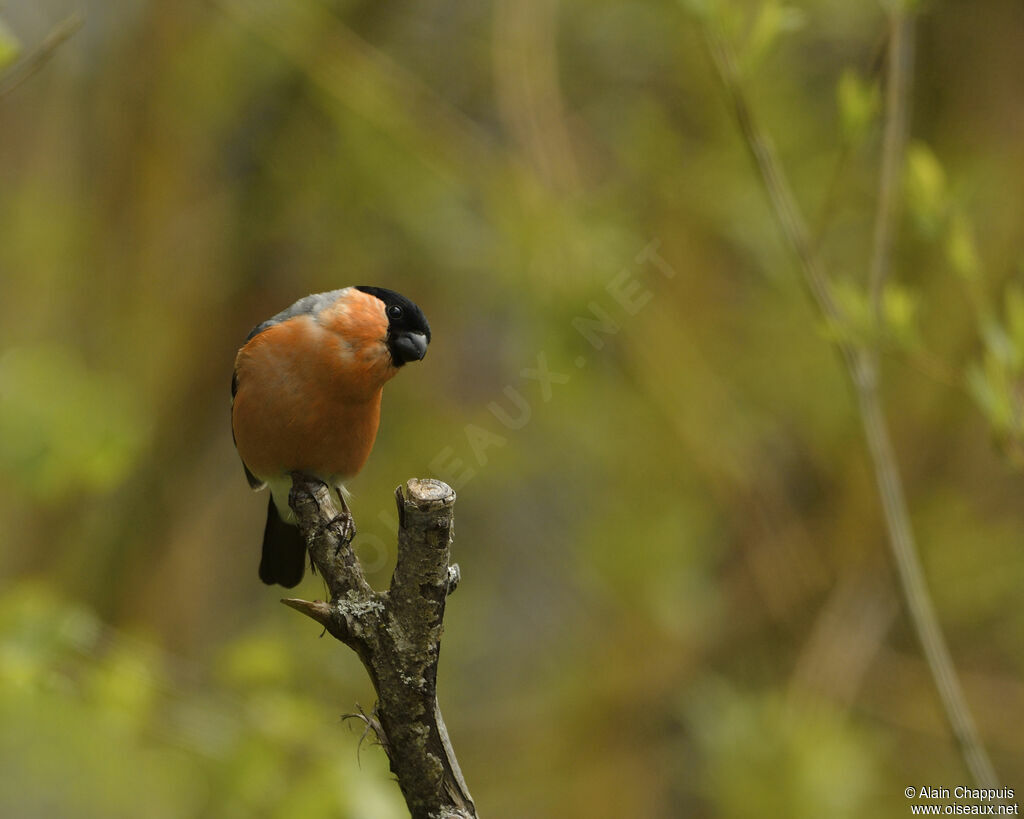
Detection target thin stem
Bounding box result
[705,32,846,333]
[863,8,997,786]
[0,14,83,98]
[703,18,998,787]
[868,13,914,316]
[855,355,997,786]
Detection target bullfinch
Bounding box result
[231,286,431,588]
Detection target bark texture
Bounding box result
[283,474,476,819]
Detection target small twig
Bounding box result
[811,29,888,249]
[0,13,83,98]
[280,596,333,626]
[868,13,914,316]
[342,704,387,767]
[703,15,999,787]
[705,29,849,347]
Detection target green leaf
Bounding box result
[945,210,980,281]
[743,1,806,69]
[904,142,949,238]
[882,282,920,346]
[0,18,20,70]
[836,68,880,145]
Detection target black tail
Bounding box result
[258,497,306,588]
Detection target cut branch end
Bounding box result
[280,597,333,628]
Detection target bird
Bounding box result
[231,286,431,588]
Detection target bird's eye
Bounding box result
[387,305,403,319]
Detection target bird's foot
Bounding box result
[329,511,356,551]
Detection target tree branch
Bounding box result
[285,474,476,819]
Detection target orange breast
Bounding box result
[232,310,395,482]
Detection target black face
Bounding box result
[355,286,431,366]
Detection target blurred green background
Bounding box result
[1,0,1023,816]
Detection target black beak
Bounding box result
[392,331,429,365]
